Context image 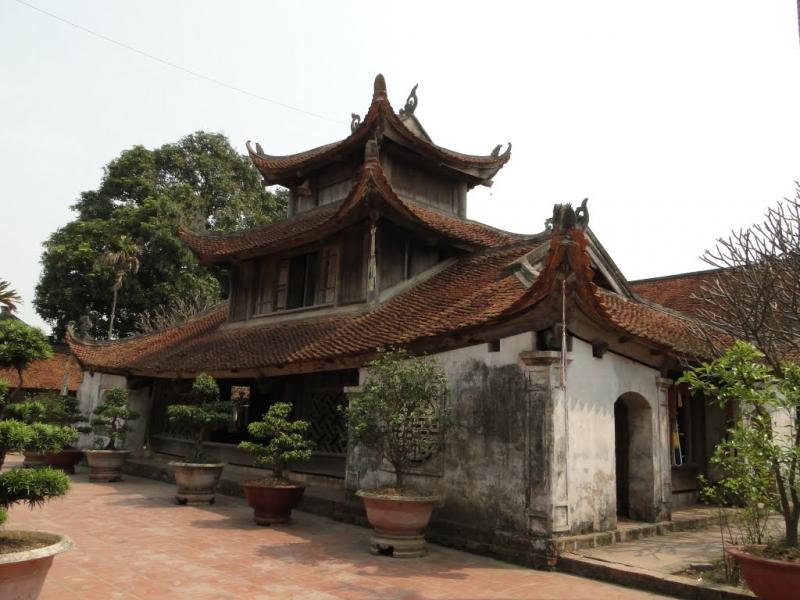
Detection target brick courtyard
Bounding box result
[7,461,669,600]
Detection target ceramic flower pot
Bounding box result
[84,450,129,482]
[44,449,84,474]
[22,452,48,469]
[0,531,72,600]
[241,480,306,525]
[356,490,440,558]
[726,545,800,600]
[169,462,225,505]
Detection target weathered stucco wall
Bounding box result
[76,371,151,451]
[348,332,537,551]
[561,338,669,533]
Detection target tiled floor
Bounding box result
[7,462,670,599]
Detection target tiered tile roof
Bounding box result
[246,74,510,186]
[179,157,521,263]
[68,225,724,377]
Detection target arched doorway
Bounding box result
[614,392,655,521]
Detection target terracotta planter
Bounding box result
[44,449,84,474]
[169,462,225,505]
[22,452,48,469]
[0,531,71,600]
[357,490,440,558]
[84,450,129,482]
[726,545,800,600]
[241,480,306,525]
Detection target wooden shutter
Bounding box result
[255,257,275,314]
[318,243,340,305]
[274,258,290,310]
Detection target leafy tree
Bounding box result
[344,348,448,489]
[0,280,21,313]
[0,421,33,464]
[35,131,288,339]
[0,320,52,398]
[90,388,139,450]
[680,341,800,548]
[97,235,141,339]
[238,403,313,481]
[167,373,232,462]
[24,423,77,455]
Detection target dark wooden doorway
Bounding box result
[615,400,630,517]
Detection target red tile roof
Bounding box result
[0,351,84,393]
[180,158,522,263]
[630,269,724,317]
[247,75,510,185]
[68,226,725,377]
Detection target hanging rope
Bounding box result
[560,278,568,390]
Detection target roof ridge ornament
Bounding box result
[399,84,418,116]
[545,198,589,232]
[364,137,380,161]
[351,113,361,134]
[373,73,387,98]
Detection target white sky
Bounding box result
[1,0,799,332]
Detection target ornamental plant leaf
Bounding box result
[238,402,313,480]
[0,467,70,526]
[91,387,139,450]
[167,373,232,462]
[344,348,448,489]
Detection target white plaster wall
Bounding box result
[563,338,666,532]
[352,332,536,538]
[75,371,149,451]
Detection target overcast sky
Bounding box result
[2,1,799,332]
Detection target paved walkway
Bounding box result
[5,460,670,600]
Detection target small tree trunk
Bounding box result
[273,453,283,480]
[395,468,404,489]
[108,288,118,339]
[786,511,800,547]
[12,367,24,400]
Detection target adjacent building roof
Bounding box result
[179,156,523,264]
[630,268,722,317]
[246,74,511,186]
[0,350,83,393]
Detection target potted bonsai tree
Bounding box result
[680,341,800,600]
[0,466,71,599]
[166,373,232,505]
[238,402,313,525]
[84,387,139,482]
[41,394,89,473]
[2,397,47,468]
[23,424,78,470]
[344,348,448,558]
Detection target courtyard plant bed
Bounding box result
[166,373,232,505]
[345,348,448,558]
[238,402,313,525]
[84,387,139,482]
[681,342,800,600]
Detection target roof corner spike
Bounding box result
[373,73,387,97]
[351,113,362,134]
[246,140,264,155]
[399,83,418,116]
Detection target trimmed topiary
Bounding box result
[90,388,139,450]
[167,373,232,462]
[238,402,313,481]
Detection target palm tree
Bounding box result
[98,236,141,339]
[0,279,22,313]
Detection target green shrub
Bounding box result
[3,399,46,424]
[680,341,800,548]
[238,402,313,480]
[90,388,139,450]
[167,374,232,462]
[0,320,52,398]
[344,348,448,489]
[26,423,78,454]
[0,467,70,525]
[0,420,34,456]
